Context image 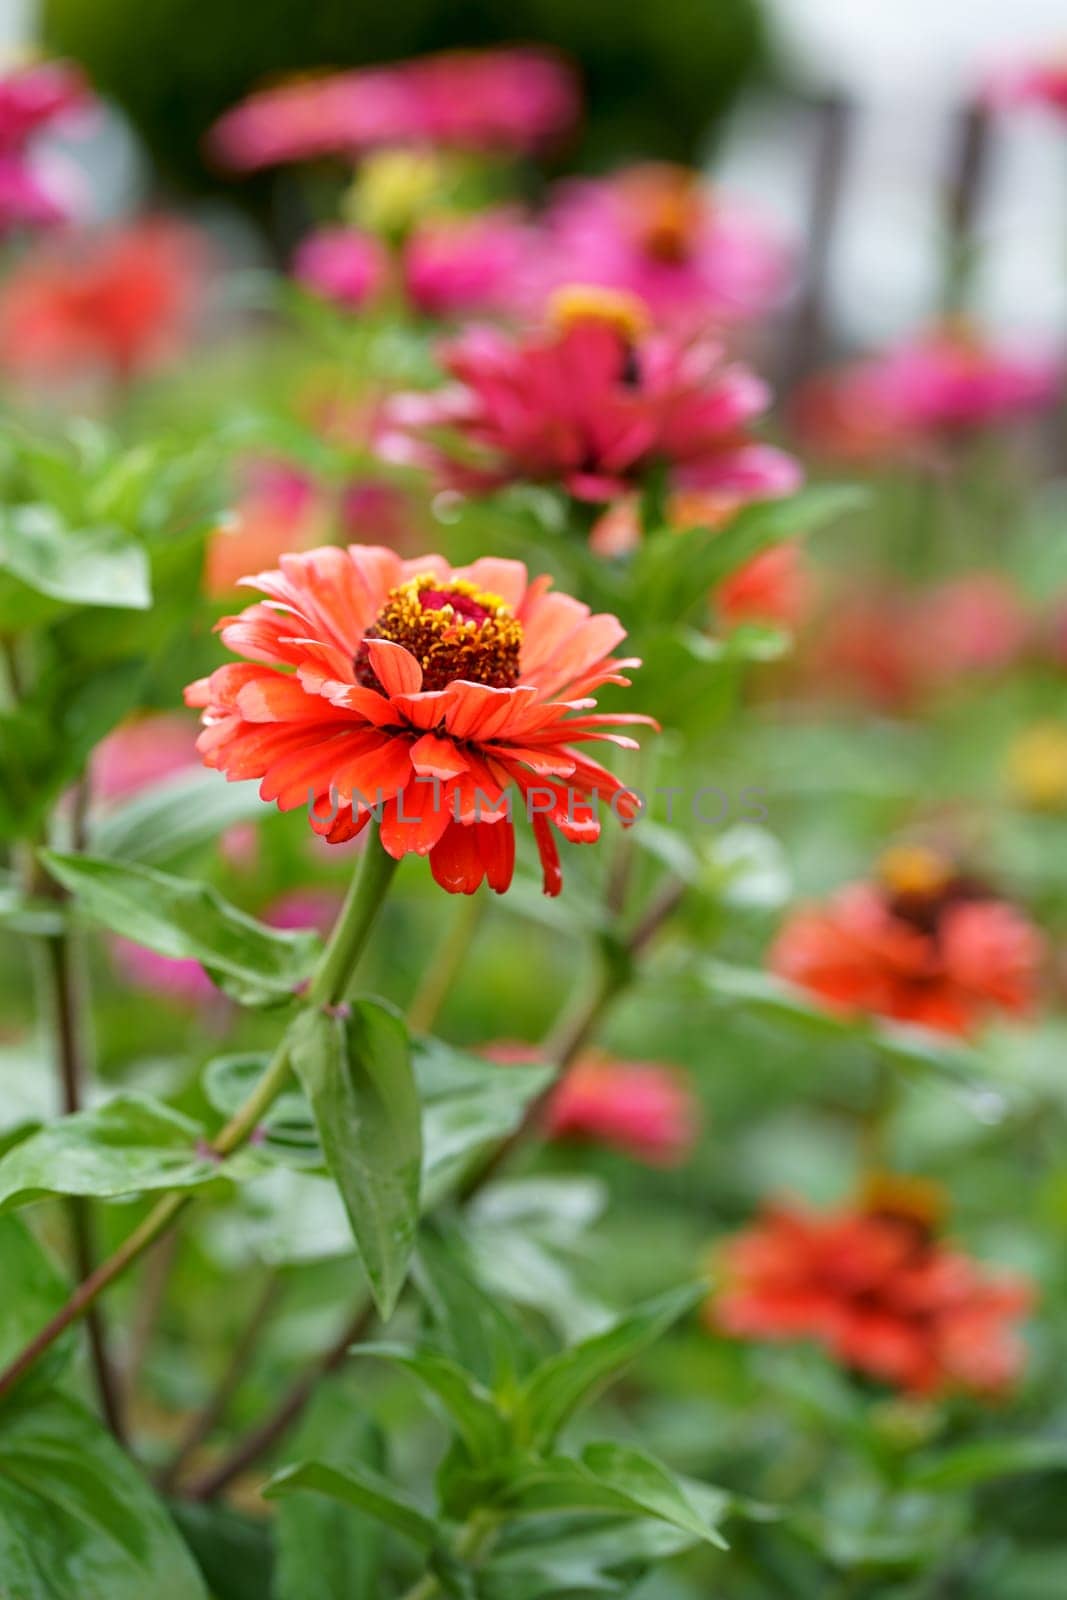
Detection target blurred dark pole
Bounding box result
[778,90,852,395]
[940,98,993,319]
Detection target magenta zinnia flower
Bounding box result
[208,48,579,172]
[293,226,387,310]
[403,210,536,320]
[378,287,801,506]
[0,59,90,235]
[535,164,790,329]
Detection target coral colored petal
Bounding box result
[365,638,424,696]
[477,818,516,893]
[430,820,486,894]
[380,781,453,857]
[409,732,469,779]
[531,811,562,896]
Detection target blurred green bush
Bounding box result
[43,0,766,188]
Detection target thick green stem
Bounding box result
[0,830,398,1406]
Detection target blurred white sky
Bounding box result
[721,0,1067,344]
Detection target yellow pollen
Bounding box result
[548,284,651,344]
[878,845,952,900]
[358,572,523,693]
[861,1170,947,1235]
[1006,723,1067,812]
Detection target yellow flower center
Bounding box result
[878,845,952,900]
[620,163,704,264]
[1007,723,1067,812]
[359,573,523,693]
[861,1170,947,1236]
[548,284,651,344]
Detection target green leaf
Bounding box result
[40,852,320,1006]
[0,504,151,611]
[274,1381,385,1600]
[0,1095,252,1212]
[0,1391,209,1598]
[168,1503,274,1600]
[288,1001,422,1317]
[909,1436,1067,1490]
[516,1284,703,1451]
[632,484,865,622]
[92,770,266,867]
[0,881,65,937]
[415,1038,554,1204]
[0,1215,74,1398]
[264,1460,440,1550]
[481,1515,699,1599]
[499,1444,730,1550]
[356,1344,510,1464]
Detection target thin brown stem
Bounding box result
[157,1273,286,1492]
[181,1299,374,1501]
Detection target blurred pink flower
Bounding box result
[264,888,341,935]
[982,59,1067,117]
[486,1042,698,1165]
[795,325,1060,460]
[545,1051,698,1166]
[110,937,218,1008]
[917,574,1029,678]
[403,210,535,320]
[379,294,800,507]
[208,49,579,172]
[92,714,200,801]
[0,59,88,150]
[536,164,790,328]
[205,459,325,597]
[293,226,387,310]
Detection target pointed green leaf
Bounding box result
[415,1038,553,1204]
[909,1436,1067,1491]
[0,1392,208,1598]
[0,1095,252,1212]
[497,1448,729,1550]
[0,1215,74,1398]
[356,1344,510,1464]
[288,1001,422,1317]
[264,1460,440,1550]
[516,1285,703,1451]
[0,505,151,610]
[274,1382,385,1600]
[92,770,267,866]
[40,851,320,1006]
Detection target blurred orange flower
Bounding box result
[711,1194,1032,1398]
[770,862,1042,1036]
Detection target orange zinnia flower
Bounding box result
[184,546,652,896]
[710,1191,1032,1398]
[769,851,1042,1037]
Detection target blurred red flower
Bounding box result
[0,217,209,382]
[711,1193,1032,1398]
[205,462,326,598]
[716,541,813,632]
[0,59,89,235]
[185,546,652,896]
[770,854,1042,1036]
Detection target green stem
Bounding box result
[308,831,399,1009]
[407,892,485,1035]
[0,829,398,1407]
[399,1509,499,1600]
